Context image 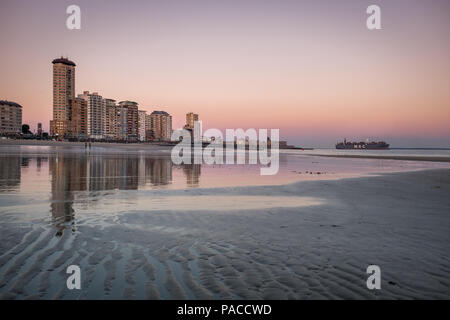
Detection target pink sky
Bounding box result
[1,0,449,147]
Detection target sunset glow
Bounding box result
[1,0,449,146]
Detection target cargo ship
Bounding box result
[336,139,390,150]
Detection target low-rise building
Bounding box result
[0,100,22,135]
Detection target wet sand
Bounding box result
[3,140,450,163]
[0,139,172,152]
[0,169,449,299]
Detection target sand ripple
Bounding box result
[1,169,450,299]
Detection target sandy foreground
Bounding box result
[0,168,449,299]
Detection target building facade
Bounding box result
[0,100,22,135]
[68,98,88,139]
[184,112,201,142]
[78,91,105,140]
[117,105,128,141]
[50,57,76,137]
[104,99,118,140]
[118,101,139,141]
[37,123,42,136]
[185,112,198,129]
[150,111,172,141]
[138,110,147,141]
[145,113,153,140]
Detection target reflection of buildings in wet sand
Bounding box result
[141,157,202,187]
[144,158,173,186]
[119,156,139,189]
[0,157,21,190]
[35,157,48,173]
[87,156,173,189]
[48,155,201,234]
[0,156,48,191]
[182,164,201,187]
[49,155,87,236]
[21,157,31,168]
[48,156,172,218]
[85,155,140,191]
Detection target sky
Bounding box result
[0,0,449,147]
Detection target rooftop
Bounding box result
[52,57,76,67]
[151,111,170,116]
[0,100,22,108]
[118,101,138,105]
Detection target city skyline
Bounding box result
[1,0,450,147]
[45,56,176,142]
[2,0,450,304]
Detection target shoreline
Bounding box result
[2,139,450,163]
[304,153,450,162]
[0,139,173,151]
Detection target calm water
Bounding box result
[1,144,450,230]
[1,145,450,201]
[1,144,449,235]
[2,145,450,192]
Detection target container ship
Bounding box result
[336,139,390,150]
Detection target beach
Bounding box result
[0,139,173,152]
[2,0,450,307]
[0,142,449,299]
[3,139,450,163]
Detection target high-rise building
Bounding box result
[37,123,42,136]
[118,101,139,141]
[145,113,153,140]
[150,110,172,141]
[50,57,76,137]
[185,112,198,129]
[68,98,87,139]
[138,110,147,142]
[117,105,128,141]
[0,100,22,135]
[104,99,118,140]
[184,112,201,142]
[78,91,105,140]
